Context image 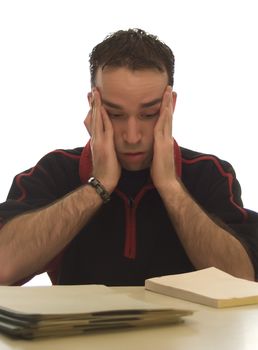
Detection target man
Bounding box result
[0,29,257,286]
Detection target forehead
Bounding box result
[95,67,168,106]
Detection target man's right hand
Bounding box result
[84,89,121,193]
[0,89,121,285]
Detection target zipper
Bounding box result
[124,197,136,259]
[115,184,154,260]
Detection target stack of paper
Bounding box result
[145,267,258,308]
[0,284,192,339]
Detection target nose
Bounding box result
[123,116,142,144]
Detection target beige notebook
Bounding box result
[145,267,258,308]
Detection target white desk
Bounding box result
[1,286,258,350]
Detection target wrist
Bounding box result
[87,177,111,204]
[92,174,118,194]
[155,178,182,197]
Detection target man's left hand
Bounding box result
[150,86,177,192]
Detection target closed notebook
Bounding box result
[145,267,258,308]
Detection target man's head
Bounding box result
[87,29,176,171]
[89,28,175,88]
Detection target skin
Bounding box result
[84,66,255,280]
[0,66,255,285]
[84,67,177,192]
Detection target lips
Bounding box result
[118,151,150,170]
[120,151,146,160]
[122,152,146,159]
[124,152,144,156]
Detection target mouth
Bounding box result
[121,152,145,161]
[123,152,144,156]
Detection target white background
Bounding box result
[0,0,257,285]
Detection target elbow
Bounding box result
[0,266,15,285]
[0,256,36,286]
[0,268,30,286]
[0,227,18,285]
[0,257,25,285]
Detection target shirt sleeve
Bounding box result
[0,150,81,284]
[198,158,258,280]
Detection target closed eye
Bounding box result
[107,112,124,119]
[106,110,159,119]
[141,111,160,119]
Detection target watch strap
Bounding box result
[87,177,111,203]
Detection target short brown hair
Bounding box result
[89,28,175,87]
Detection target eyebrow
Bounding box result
[102,98,162,110]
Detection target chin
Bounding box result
[122,163,150,171]
[124,166,143,171]
[118,154,152,171]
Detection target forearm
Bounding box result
[158,180,255,280]
[0,184,103,285]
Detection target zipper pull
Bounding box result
[128,196,134,208]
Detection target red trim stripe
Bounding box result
[182,155,248,221]
[115,189,135,258]
[116,184,155,259]
[50,150,81,160]
[78,139,182,259]
[173,140,182,178]
[79,140,182,185]
[16,150,81,202]
[16,166,40,202]
[79,142,92,184]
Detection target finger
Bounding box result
[168,91,177,138]
[159,86,171,114]
[101,106,113,135]
[166,91,173,138]
[155,86,172,137]
[92,89,104,138]
[91,90,97,136]
[162,86,173,138]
